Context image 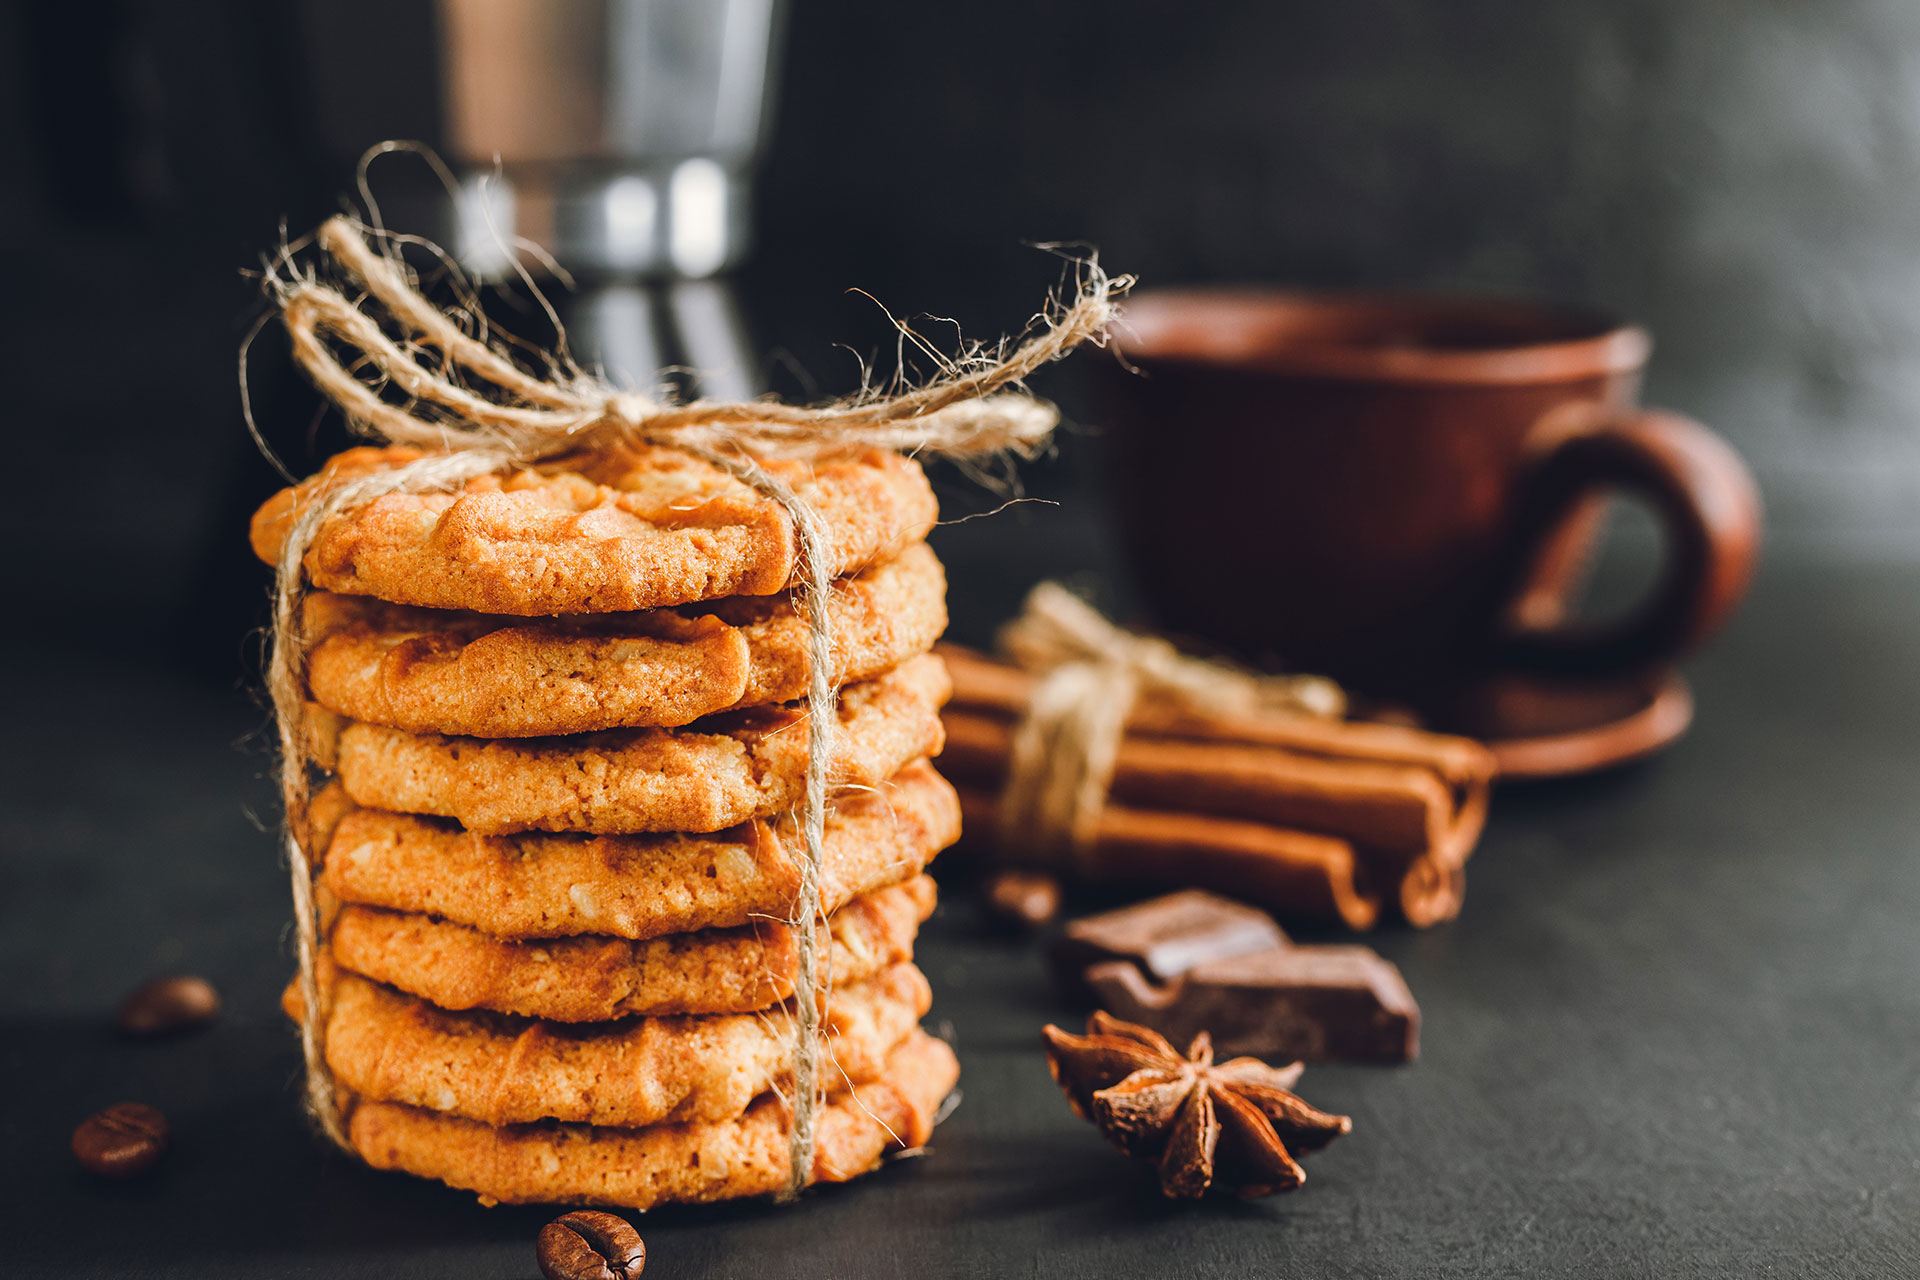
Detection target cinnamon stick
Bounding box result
[952,786,1380,931]
[940,643,1496,794]
[942,708,1487,873]
[939,643,1493,927]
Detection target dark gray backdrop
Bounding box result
[6,8,1920,1276]
[2,0,1916,672]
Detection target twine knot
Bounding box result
[604,391,659,431]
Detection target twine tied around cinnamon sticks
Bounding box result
[944,594,1499,930]
[994,583,1346,865]
[249,214,1129,1197]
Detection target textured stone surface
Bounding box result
[8,542,1920,1273]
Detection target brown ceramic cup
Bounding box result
[1098,290,1761,717]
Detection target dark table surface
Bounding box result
[5,532,1919,1279]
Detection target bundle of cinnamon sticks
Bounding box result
[938,644,1497,929]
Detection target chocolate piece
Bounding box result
[1085,944,1419,1064]
[1051,889,1288,986]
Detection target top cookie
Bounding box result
[251,444,939,616]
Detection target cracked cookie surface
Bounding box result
[344,1029,960,1209]
[317,760,959,939]
[291,960,929,1130]
[303,542,947,737]
[327,876,936,1021]
[252,444,938,615]
[308,654,950,836]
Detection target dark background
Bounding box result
[4,0,1919,672]
[5,4,1920,1276]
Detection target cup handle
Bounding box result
[1486,405,1762,679]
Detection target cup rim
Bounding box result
[1116,288,1651,387]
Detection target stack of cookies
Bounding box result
[251,441,963,1209]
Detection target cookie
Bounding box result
[302,542,948,739]
[310,653,950,835]
[251,444,938,616]
[701,541,946,714]
[291,961,930,1130]
[345,1028,960,1209]
[328,876,936,1021]
[319,760,959,940]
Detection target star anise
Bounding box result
[1042,1011,1352,1198]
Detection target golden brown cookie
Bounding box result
[292,961,929,1130]
[329,876,937,1021]
[345,1028,959,1209]
[311,653,950,835]
[251,444,938,616]
[319,760,959,940]
[302,542,948,738]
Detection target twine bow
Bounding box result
[994,583,1345,864]
[254,215,1129,1197]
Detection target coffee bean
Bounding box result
[985,868,1063,929]
[117,975,220,1038]
[537,1210,646,1280]
[72,1102,169,1177]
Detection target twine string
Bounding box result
[255,216,1127,1197]
[262,217,1112,467]
[993,583,1346,866]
